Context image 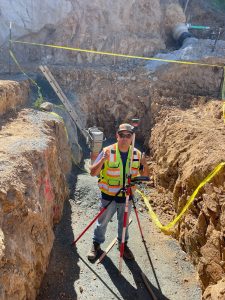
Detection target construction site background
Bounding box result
[0,0,225,299]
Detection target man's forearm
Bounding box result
[90,158,105,176]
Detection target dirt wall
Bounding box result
[39,53,224,146]
[0,80,29,116]
[0,92,72,299]
[149,100,225,293]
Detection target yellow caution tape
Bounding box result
[11,40,224,68]
[9,50,44,103]
[11,41,225,122]
[50,111,63,119]
[136,162,225,233]
[10,50,37,86]
[10,42,225,168]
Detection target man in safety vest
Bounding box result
[87,123,149,261]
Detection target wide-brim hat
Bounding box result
[117,123,134,134]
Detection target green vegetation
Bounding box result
[34,95,44,108]
[34,87,44,108]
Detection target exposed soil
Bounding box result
[1,2,225,299]
[37,159,202,300]
[149,100,225,295]
[0,107,72,299]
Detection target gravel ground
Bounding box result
[37,159,202,300]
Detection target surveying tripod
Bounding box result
[71,175,149,265]
[71,118,150,273]
[115,176,150,272]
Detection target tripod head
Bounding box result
[131,176,150,183]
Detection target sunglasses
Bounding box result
[118,133,133,139]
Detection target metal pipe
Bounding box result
[187,24,210,30]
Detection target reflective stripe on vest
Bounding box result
[98,143,141,196]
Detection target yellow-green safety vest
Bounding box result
[98,143,141,196]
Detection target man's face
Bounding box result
[116,130,133,147]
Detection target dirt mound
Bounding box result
[203,277,225,300]
[149,100,225,290]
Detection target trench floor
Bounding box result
[37,160,202,300]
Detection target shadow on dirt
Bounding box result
[125,260,169,300]
[100,256,170,300]
[37,199,79,300]
[78,255,123,300]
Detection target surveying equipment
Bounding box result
[118,118,142,272]
[71,188,121,246]
[86,126,104,163]
[71,176,149,245]
[72,118,150,274]
[131,176,150,182]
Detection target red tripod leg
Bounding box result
[118,188,130,273]
[118,127,136,273]
[71,201,112,245]
[132,197,145,241]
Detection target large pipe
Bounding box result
[172,23,192,46]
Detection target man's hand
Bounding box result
[102,149,110,161]
[140,152,147,165]
[90,149,109,176]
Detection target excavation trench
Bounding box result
[1,53,225,299]
[31,74,202,299]
[0,78,202,300]
[37,157,202,300]
[1,1,225,299]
